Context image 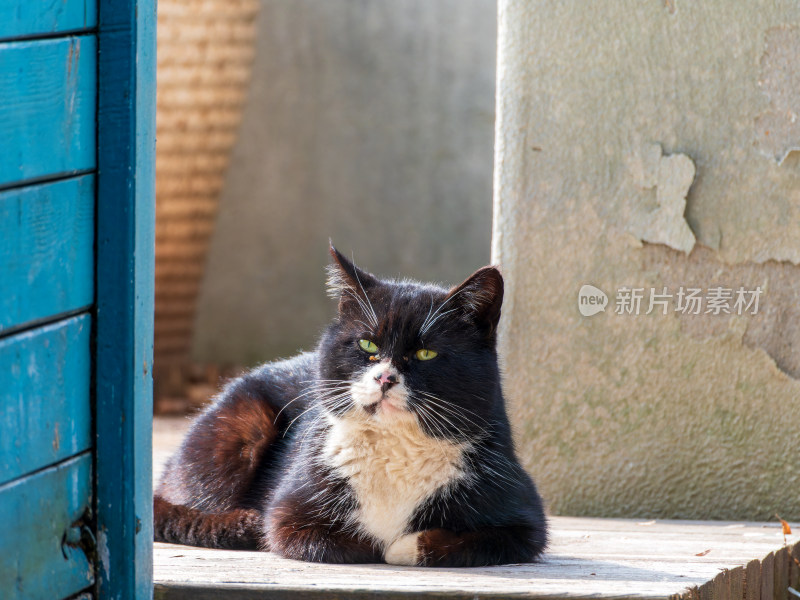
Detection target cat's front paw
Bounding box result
[384,533,421,566]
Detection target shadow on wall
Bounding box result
[191,0,498,366]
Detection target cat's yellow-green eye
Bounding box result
[415,349,438,361]
[358,339,379,354]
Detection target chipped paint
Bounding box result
[629,143,696,254]
[641,243,800,379]
[755,26,800,165]
[97,527,110,582]
[53,422,60,452]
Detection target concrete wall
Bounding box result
[192,0,497,365]
[494,1,800,520]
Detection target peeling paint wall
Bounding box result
[755,26,800,164]
[494,1,800,520]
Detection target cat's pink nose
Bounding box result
[374,372,398,394]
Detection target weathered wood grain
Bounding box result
[152,419,800,600]
[762,552,775,600]
[791,543,800,590]
[697,580,713,600]
[0,36,96,187]
[0,315,91,485]
[775,547,789,600]
[719,570,733,600]
[0,0,97,41]
[0,453,93,600]
[746,559,762,600]
[95,0,156,597]
[152,525,797,600]
[730,567,745,600]
[0,176,94,333]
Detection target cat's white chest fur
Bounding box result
[322,413,467,547]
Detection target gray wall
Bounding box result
[193,0,497,365]
[494,0,800,520]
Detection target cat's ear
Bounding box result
[447,266,504,341]
[327,244,380,311]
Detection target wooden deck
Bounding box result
[153,417,799,600]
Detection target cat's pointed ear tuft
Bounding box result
[326,244,379,308]
[447,266,504,341]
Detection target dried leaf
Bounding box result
[776,513,792,547]
[779,517,792,536]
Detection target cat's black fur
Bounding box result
[154,245,547,567]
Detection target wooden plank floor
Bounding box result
[153,417,799,600]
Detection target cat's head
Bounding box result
[316,244,505,441]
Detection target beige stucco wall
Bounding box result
[494,1,800,520]
[192,0,496,365]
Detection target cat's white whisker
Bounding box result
[353,319,375,333]
[412,390,495,438]
[417,390,494,425]
[420,308,458,336]
[296,413,327,453]
[420,289,464,336]
[339,287,377,328]
[273,381,352,421]
[320,393,353,410]
[283,387,352,439]
[463,446,519,486]
[421,297,435,339]
[431,406,494,437]
[342,289,378,329]
[351,262,379,328]
[410,399,459,461]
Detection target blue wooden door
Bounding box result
[0,1,155,598]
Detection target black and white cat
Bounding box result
[154,245,547,567]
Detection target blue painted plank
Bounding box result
[0,36,96,187]
[0,175,94,333]
[0,453,94,600]
[0,315,91,486]
[96,0,156,597]
[0,0,97,41]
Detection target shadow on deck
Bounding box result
[152,417,800,600]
